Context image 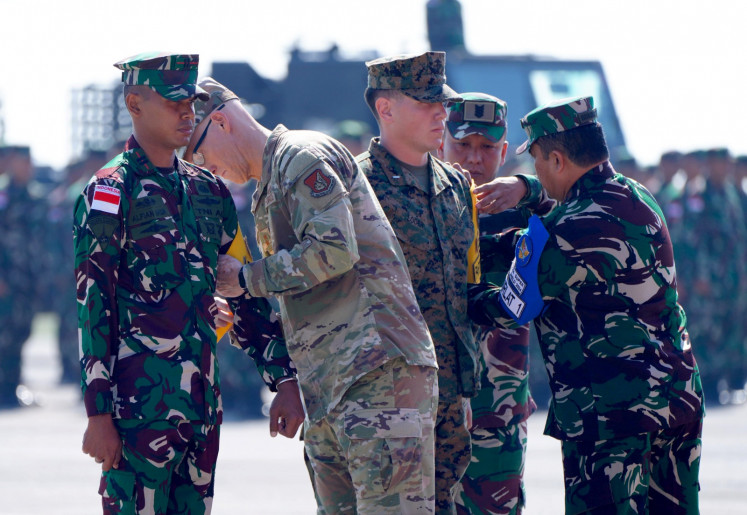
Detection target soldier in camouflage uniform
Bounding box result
[438,93,537,515]
[74,53,303,514]
[690,148,747,402]
[186,78,440,514]
[0,145,46,407]
[468,97,705,514]
[357,52,480,514]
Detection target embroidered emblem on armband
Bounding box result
[499,215,549,325]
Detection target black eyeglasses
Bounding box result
[191,104,225,166]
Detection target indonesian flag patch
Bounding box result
[303,168,335,198]
[91,185,121,214]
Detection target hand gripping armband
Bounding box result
[499,215,549,325]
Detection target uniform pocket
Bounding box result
[127,225,184,293]
[99,468,136,512]
[344,408,425,500]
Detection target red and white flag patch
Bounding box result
[91,185,121,214]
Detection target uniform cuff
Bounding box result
[242,261,268,298]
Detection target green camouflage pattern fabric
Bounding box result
[357,138,479,514]
[468,163,704,442]
[516,96,597,154]
[365,51,462,103]
[73,136,295,423]
[455,422,528,515]
[243,125,437,424]
[114,52,208,101]
[304,358,438,513]
[99,419,219,513]
[561,417,701,513]
[446,93,508,143]
[683,174,747,399]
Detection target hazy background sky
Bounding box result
[1,0,744,170]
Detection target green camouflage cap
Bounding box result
[114,52,209,102]
[516,96,597,154]
[365,51,462,103]
[446,92,507,143]
[192,77,241,125]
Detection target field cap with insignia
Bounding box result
[114,52,209,102]
[365,51,462,103]
[516,96,597,154]
[192,77,241,125]
[446,92,507,143]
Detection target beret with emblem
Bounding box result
[516,96,597,154]
[365,51,462,103]
[446,92,507,143]
[114,52,209,102]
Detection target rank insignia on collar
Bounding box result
[303,168,335,198]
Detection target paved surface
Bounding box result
[1,314,745,514]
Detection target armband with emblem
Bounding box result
[499,215,549,325]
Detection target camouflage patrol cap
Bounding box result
[114,52,209,102]
[516,96,597,154]
[192,77,241,125]
[446,92,507,143]
[365,51,462,103]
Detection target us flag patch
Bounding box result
[303,168,335,198]
[91,185,121,214]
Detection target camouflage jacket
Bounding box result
[471,207,537,429]
[469,162,704,441]
[244,126,437,423]
[357,138,479,399]
[73,136,294,424]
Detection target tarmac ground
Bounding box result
[1,314,745,514]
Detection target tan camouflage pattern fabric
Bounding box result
[243,125,438,424]
[305,358,439,514]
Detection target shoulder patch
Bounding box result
[303,168,335,197]
[91,185,121,214]
[88,214,120,251]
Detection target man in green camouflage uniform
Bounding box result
[0,145,46,407]
[439,93,538,515]
[357,52,480,514]
[74,53,303,514]
[690,148,747,402]
[468,97,705,514]
[187,78,440,514]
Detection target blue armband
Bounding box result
[499,215,549,325]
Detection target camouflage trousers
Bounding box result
[99,419,219,515]
[560,417,702,514]
[455,422,528,515]
[304,357,439,514]
[434,396,472,514]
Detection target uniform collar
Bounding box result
[565,160,615,202]
[367,137,451,195]
[124,135,180,178]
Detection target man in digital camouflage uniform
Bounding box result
[438,93,539,515]
[468,96,705,514]
[74,53,304,514]
[357,52,480,514]
[189,78,440,514]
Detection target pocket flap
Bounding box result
[344,408,423,440]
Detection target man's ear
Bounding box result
[499,140,508,167]
[550,149,565,173]
[125,93,142,117]
[375,96,394,124]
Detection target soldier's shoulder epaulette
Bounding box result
[281,147,326,186]
[93,154,127,182]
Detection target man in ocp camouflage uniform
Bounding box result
[357,52,480,514]
[74,53,303,514]
[190,78,440,514]
[468,96,704,514]
[438,93,539,515]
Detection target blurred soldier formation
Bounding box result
[0,45,744,515]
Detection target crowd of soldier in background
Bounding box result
[2,137,746,411]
